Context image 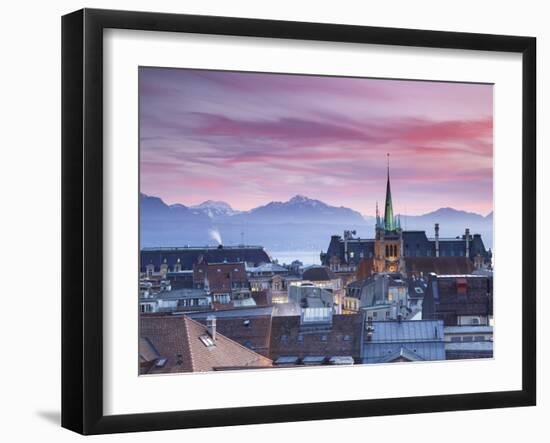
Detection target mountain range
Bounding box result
[140,193,493,254]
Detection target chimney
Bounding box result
[435,223,440,257]
[206,315,216,341]
[465,228,470,258]
[344,230,349,263]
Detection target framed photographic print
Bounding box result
[61,8,536,435]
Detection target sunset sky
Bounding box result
[139,67,493,216]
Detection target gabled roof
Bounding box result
[140,315,272,374]
[380,346,425,363]
[362,320,446,363]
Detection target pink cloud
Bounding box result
[139,67,493,215]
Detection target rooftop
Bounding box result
[140,315,273,374]
[302,266,337,282]
[142,245,266,251]
[365,320,445,343]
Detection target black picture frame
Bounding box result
[61,8,536,435]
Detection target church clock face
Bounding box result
[388,265,396,272]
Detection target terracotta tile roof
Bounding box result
[139,337,160,363]
[403,256,474,276]
[140,315,272,374]
[194,315,273,357]
[193,262,248,293]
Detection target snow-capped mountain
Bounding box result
[139,192,493,250]
[241,194,366,224]
[188,200,241,218]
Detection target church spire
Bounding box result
[384,153,395,231]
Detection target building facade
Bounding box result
[321,157,492,274]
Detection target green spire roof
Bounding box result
[384,154,395,231]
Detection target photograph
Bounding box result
[138,67,494,374]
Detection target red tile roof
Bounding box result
[140,315,272,374]
[404,256,474,276]
[195,315,273,357]
[193,262,248,293]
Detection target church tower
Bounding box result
[374,154,402,273]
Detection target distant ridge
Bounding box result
[140,193,493,251]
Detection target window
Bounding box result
[297,334,304,343]
[199,335,215,347]
[462,336,473,342]
[450,336,462,342]
[474,336,486,341]
[343,335,351,341]
[155,358,167,368]
[320,335,328,342]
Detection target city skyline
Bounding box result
[140,67,493,216]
